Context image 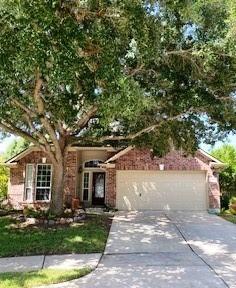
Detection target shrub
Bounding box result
[229,197,236,215]
[211,145,236,209]
[23,206,50,219]
[0,162,9,200]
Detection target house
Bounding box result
[5,146,224,213]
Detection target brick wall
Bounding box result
[8,151,77,209]
[105,168,116,207]
[106,149,220,210]
[64,151,77,204]
[9,148,221,211]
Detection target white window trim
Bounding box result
[24,164,34,202]
[35,163,53,202]
[82,171,90,201]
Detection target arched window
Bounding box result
[84,160,103,168]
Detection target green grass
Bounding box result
[0,215,111,257]
[0,268,91,288]
[220,214,236,224]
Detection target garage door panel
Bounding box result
[116,171,207,211]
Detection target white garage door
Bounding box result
[116,171,207,211]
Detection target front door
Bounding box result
[92,172,105,205]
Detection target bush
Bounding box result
[219,167,236,209]
[229,197,236,215]
[0,162,9,200]
[211,145,236,209]
[23,206,50,219]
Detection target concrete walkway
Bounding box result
[43,211,236,288]
[0,253,102,273]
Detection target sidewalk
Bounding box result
[0,253,102,273]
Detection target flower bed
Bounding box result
[12,208,86,228]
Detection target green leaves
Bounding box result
[0,0,235,155]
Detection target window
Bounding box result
[24,164,34,201]
[83,172,89,201]
[84,160,103,168]
[36,164,52,201]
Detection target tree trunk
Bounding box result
[50,161,65,215]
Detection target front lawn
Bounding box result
[0,268,91,288]
[0,214,111,257]
[220,214,236,224]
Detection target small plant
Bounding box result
[47,213,57,220]
[103,205,118,213]
[23,206,50,219]
[62,208,73,218]
[229,197,236,215]
[23,207,37,218]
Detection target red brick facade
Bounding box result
[105,169,116,207]
[104,149,221,211]
[8,147,221,211]
[8,151,77,209]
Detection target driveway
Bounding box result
[46,211,236,288]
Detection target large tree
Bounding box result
[0,0,236,214]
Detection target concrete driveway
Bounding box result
[46,211,236,288]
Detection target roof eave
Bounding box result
[198,149,224,165]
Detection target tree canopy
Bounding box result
[0,0,236,155]
[212,144,236,171]
[0,0,236,213]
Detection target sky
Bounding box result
[200,133,236,152]
[0,135,16,154]
[0,133,235,155]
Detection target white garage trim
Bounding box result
[116,170,208,211]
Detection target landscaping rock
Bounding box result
[60,218,66,225]
[26,218,38,225]
[16,215,26,223]
[66,218,73,224]
[39,219,44,225]
[77,214,86,221]
[74,209,85,215]
[73,216,79,222]
[48,220,55,226]
[44,219,48,225]
[64,208,72,214]
[55,219,61,225]
[0,210,8,216]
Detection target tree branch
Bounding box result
[10,96,55,158]
[0,121,40,147]
[23,114,54,154]
[76,106,98,129]
[96,109,196,142]
[33,70,63,161]
[164,48,204,78]
[33,71,44,114]
[11,99,37,118]
[126,64,145,77]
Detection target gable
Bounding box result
[105,146,224,166]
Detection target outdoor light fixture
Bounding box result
[42,157,47,164]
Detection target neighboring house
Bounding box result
[5,146,225,213]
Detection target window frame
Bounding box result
[35,163,53,202]
[82,171,90,201]
[83,159,103,169]
[24,164,34,202]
